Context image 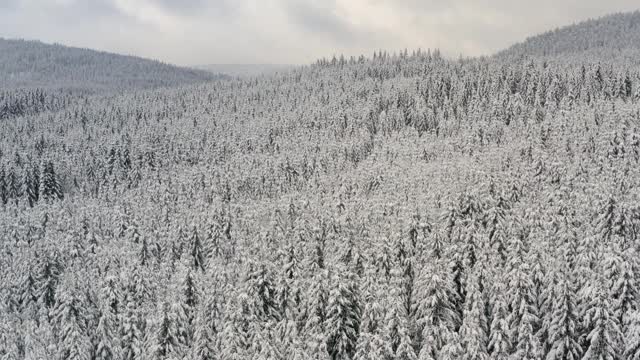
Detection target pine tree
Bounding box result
[18,267,39,317]
[304,270,330,359]
[439,331,464,360]
[607,247,638,330]
[414,261,460,360]
[220,294,252,360]
[245,263,279,321]
[326,270,361,360]
[95,306,120,360]
[624,310,640,360]
[488,284,510,360]
[0,166,7,205]
[459,272,489,360]
[582,280,623,360]
[24,164,40,207]
[193,303,218,360]
[40,161,63,202]
[545,273,582,360]
[6,168,21,206]
[120,292,142,360]
[38,253,62,308]
[52,281,92,360]
[152,301,188,360]
[190,225,206,272]
[179,263,199,344]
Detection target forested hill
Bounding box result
[0,38,224,92]
[496,11,640,62]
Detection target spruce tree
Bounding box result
[95,307,120,360]
[40,161,63,202]
[326,270,361,360]
[582,280,623,360]
[52,281,92,360]
[120,292,142,360]
[414,261,460,360]
[624,310,640,360]
[488,284,510,360]
[0,166,7,205]
[546,275,582,360]
[459,272,489,360]
[190,225,206,272]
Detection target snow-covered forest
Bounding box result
[0,39,222,92]
[2,11,640,360]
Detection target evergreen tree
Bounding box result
[414,261,460,360]
[6,168,21,206]
[40,161,63,202]
[120,292,142,360]
[546,276,582,360]
[38,253,62,308]
[459,272,489,360]
[488,284,511,360]
[152,301,187,360]
[190,225,206,272]
[326,270,361,360]
[52,281,92,360]
[0,166,7,205]
[582,280,623,360]
[624,310,640,360]
[220,294,252,360]
[24,164,40,207]
[95,306,120,360]
[193,303,218,360]
[607,248,638,329]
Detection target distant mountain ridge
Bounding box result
[0,38,224,92]
[496,11,640,60]
[196,64,293,77]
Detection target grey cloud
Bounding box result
[45,0,125,23]
[152,0,233,17]
[0,0,18,10]
[2,0,640,65]
[283,0,368,46]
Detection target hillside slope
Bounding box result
[0,38,223,92]
[497,11,640,61]
[2,11,640,360]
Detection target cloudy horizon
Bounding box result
[1,0,639,66]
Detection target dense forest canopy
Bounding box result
[2,10,640,360]
[497,11,640,64]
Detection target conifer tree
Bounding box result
[152,301,188,360]
[193,301,218,360]
[190,225,206,272]
[488,284,510,360]
[40,161,63,202]
[546,275,582,360]
[120,291,142,360]
[0,166,7,205]
[52,281,92,360]
[582,279,623,360]
[624,310,640,360]
[414,261,460,360]
[459,272,489,360]
[220,294,252,360]
[95,306,120,360]
[24,164,40,207]
[326,270,361,360]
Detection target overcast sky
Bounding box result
[1,0,639,66]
